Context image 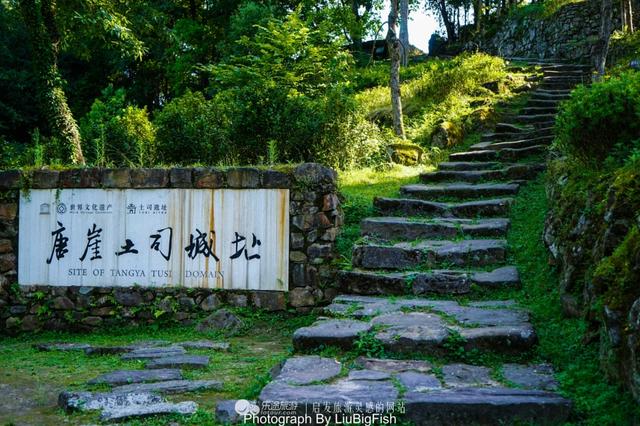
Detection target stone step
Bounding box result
[404,387,571,426]
[531,88,572,97]
[88,369,184,386]
[449,145,546,162]
[495,122,533,133]
[516,114,556,124]
[113,379,223,395]
[145,355,210,369]
[421,164,544,183]
[543,68,590,76]
[258,356,569,426]
[338,266,520,295]
[539,80,582,90]
[542,75,587,83]
[374,197,512,218]
[361,217,510,240]
[538,63,591,72]
[481,126,553,142]
[470,137,553,152]
[437,161,504,171]
[525,99,562,108]
[521,106,557,115]
[352,239,507,270]
[293,296,536,354]
[401,183,519,200]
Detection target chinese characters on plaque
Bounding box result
[19,189,289,291]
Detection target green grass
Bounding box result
[507,174,640,425]
[0,309,316,425]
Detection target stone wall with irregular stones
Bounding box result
[544,159,640,403]
[0,163,343,334]
[478,0,624,63]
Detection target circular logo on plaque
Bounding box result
[56,202,67,214]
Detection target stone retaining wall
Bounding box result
[479,0,626,63]
[0,163,343,333]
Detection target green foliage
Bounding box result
[80,86,156,167]
[555,72,640,166]
[201,10,385,169]
[154,90,231,166]
[357,53,508,148]
[353,330,386,358]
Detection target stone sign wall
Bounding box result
[0,164,343,333]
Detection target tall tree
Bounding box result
[387,0,406,138]
[399,0,409,65]
[593,0,613,78]
[474,0,482,32]
[20,0,84,164]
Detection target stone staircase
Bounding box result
[256,62,591,425]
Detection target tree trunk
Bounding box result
[387,0,406,139]
[399,0,409,66]
[438,0,457,41]
[593,0,614,78]
[20,0,85,165]
[474,0,482,32]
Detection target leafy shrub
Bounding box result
[154,90,231,165]
[201,9,384,169]
[555,72,640,166]
[80,86,156,166]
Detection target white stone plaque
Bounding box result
[18,189,289,291]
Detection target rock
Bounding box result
[442,364,498,388]
[227,294,248,308]
[251,292,286,311]
[178,340,230,351]
[101,401,198,421]
[293,163,337,184]
[114,290,143,307]
[372,312,450,353]
[401,183,519,200]
[196,309,244,334]
[289,287,317,307]
[58,390,164,413]
[121,346,186,360]
[35,343,92,352]
[272,356,342,385]
[502,364,558,391]
[432,121,464,148]
[146,355,210,369]
[387,142,424,165]
[113,379,223,394]
[88,369,183,386]
[200,294,221,311]
[292,319,372,351]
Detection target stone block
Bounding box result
[0,170,21,190]
[193,167,225,188]
[251,292,286,311]
[227,167,261,188]
[102,169,131,188]
[262,170,291,188]
[0,204,17,221]
[169,168,193,188]
[114,289,143,307]
[293,163,337,184]
[322,193,339,211]
[130,169,169,188]
[53,296,75,310]
[0,253,16,272]
[59,169,102,188]
[31,170,59,188]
